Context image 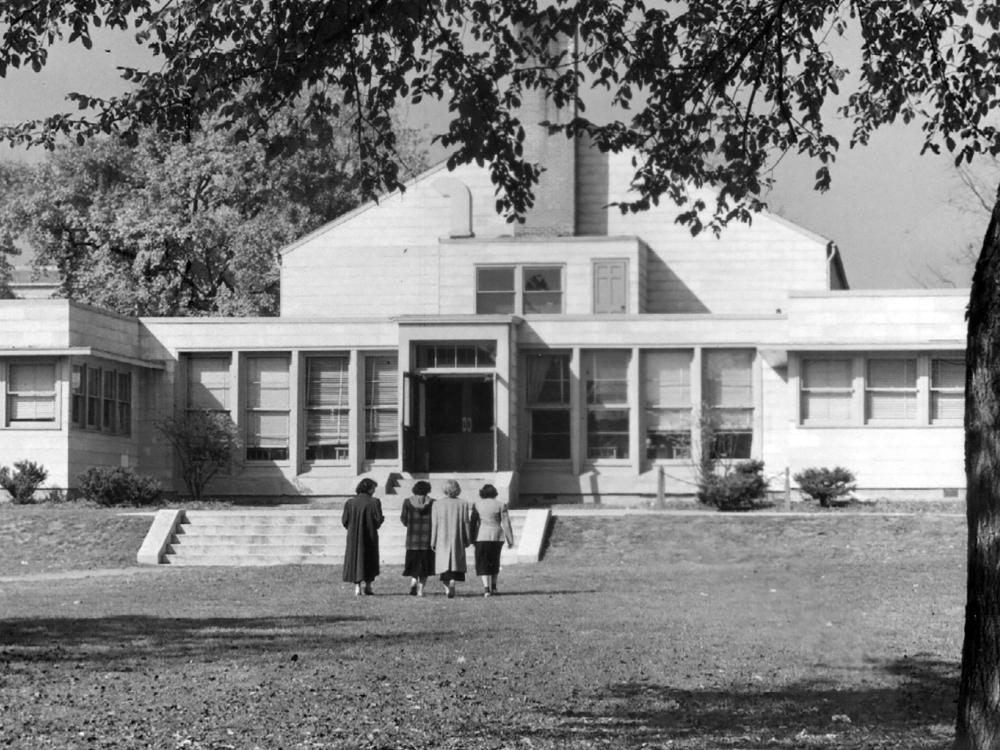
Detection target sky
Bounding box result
[0,26,986,291]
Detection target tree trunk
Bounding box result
[955,189,1000,749]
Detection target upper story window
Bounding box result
[476,265,563,314]
[71,362,131,434]
[7,362,57,426]
[704,349,754,459]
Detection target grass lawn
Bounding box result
[0,506,965,749]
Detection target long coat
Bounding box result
[341,492,384,583]
[430,495,472,575]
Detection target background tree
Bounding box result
[0,116,426,315]
[4,1,1000,746]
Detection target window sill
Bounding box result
[3,422,61,431]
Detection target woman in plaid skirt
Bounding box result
[400,480,435,596]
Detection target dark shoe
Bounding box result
[446,584,455,599]
[409,583,418,596]
[363,585,374,596]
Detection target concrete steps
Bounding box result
[138,507,549,567]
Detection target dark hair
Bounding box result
[355,478,378,496]
[412,480,431,496]
[479,484,498,499]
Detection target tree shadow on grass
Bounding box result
[529,654,957,749]
[0,614,446,664]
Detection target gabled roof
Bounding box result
[280,159,454,257]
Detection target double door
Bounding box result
[403,374,496,472]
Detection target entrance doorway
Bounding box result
[405,375,496,472]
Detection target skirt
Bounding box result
[474,541,504,576]
[402,549,435,578]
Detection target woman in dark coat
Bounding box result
[400,480,435,596]
[342,478,384,595]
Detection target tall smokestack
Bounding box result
[514,29,577,237]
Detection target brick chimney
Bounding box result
[514,32,577,237]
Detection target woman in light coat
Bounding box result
[430,478,472,598]
[341,478,384,595]
[471,483,515,596]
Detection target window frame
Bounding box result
[796,352,965,428]
[703,349,755,460]
[304,354,351,463]
[799,357,854,426]
[4,360,59,429]
[68,362,132,434]
[475,263,565,315]
[643,350,693,461]
[583,349,631,461]
[865,356,918,424]
[930,356,965,425]
[364,354,399,462]
[244,354,291,463]
[525,352,572,461]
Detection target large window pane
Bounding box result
[526,353,571,460]
[704,349,753,459]
[585,350,630,459]
[476,267,515,314]
[306,356,350,461]
[523,266,563,313]
[7,362,56,423]
[365,355,398,460]
[866,358,916,422]
[644,351,692,459]
[245,355,289,461]
[187,356,231,412]
[931,357,964,423]
[801,358,853,424]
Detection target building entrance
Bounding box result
[403,374,496,472]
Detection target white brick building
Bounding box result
[0,134,968,504]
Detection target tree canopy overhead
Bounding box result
[0,0,993,234]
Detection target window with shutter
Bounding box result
[6,362,57,424]
[704,349,754,458]
[931,357,964,424]
[801,358,853,425]
[245,355,290,461]
[584,350,630,459]
[365,355,398,460]
[643,350,692,459]
[306,356,350,461]
[865,358,917,423]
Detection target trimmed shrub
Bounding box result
[794,466,856,508]
[156,410,241,502]
[0,461,47,504]
[77,466,163,507]
[697,459,770,512]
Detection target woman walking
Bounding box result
[471,484,515,596]
[341,478,384,595]
[400,480,435,596]
[430,478,472,598]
